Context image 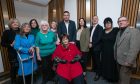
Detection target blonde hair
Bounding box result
[20,23,31,36]
[8,18,20,28]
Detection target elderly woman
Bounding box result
[52,34,84,84]
[35,20,56,84]
[101,17,119,82]
[1,18,20,84]
[14,23,37,84]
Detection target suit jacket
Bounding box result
[78,28,90,52]
[114,27,140,67]
[57,20,76,42]
[90,24,103,51]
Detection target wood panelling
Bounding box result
[56,0,64,22]
[90,0,97,18]
[121,0,139,27]
[6,0,16,19]
[0,0,10,72]
[0,0,16,73]
[77,0,86,19]
[48,0,64,23]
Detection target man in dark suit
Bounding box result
[89,16,103,81]
[57,11,76,43]
[114,16,140,84]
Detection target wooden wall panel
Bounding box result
[48,0,64,23]
[6,0,16,19]
[0,0,16,73]
[121,0,139,27]
[90,0,96,17]
[0,0,10,72]
[56,0,64,22]
[77,0,86,19]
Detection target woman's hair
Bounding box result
[39,20,50,32]
[20,23,31,36]
[51,20,57,28]
[60,34,69,43]
[29,19,39,28]
[8,18,20,28]
[103,17,113,27]
[78,18,87,29]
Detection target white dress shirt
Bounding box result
[90,24,98,42]
[64,21,69,35]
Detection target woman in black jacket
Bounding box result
[1,18,20,84]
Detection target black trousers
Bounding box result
[18,74,31,84]
[92,51,101,75]
[80,52,88,72]
[38,55,55,82]
[10,61,18,84]
[58,74,84,84]
[76,40,88,72]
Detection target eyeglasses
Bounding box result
[118,20,127,23]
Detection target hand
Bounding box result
[10,41,15,47]
[29,47,34,54]
[37,55,42,61]
[124,62,132,66]
[56,41,60,45]
[70,55,81,64]
[60,59,67,64]
[69,42,75,44]
[89,43,92,48]
[54,57,67,64]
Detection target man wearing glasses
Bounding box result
[114,16,140,84]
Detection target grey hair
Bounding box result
[40,20,50,31]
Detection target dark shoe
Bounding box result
[94,74,100,81]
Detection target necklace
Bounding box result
[45,35,47,38]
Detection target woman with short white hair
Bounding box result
[35,20,56,84]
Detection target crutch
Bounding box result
[31,52,34,84]
[17,52,34,84]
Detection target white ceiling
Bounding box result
[15,0,51,7]
[29,0,51,5]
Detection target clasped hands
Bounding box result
[54,55,81,64]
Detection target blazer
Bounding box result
[90,24,103,51]
[114,27,140,67]
[78,28,90,52]
[57,20,76,42]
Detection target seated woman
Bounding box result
[52,34,84,84]
[14,23,37,84]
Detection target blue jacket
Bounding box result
[14,34,37,76]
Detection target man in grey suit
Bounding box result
[114,16,140,84]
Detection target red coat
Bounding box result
[52,43,83,81]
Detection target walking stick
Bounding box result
[31,52,34,84]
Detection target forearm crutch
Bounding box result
[17,52,34,84]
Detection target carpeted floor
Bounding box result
[1,72,140,84]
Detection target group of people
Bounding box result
[1,10,140,84]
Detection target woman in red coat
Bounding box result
[52,34,84,84]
